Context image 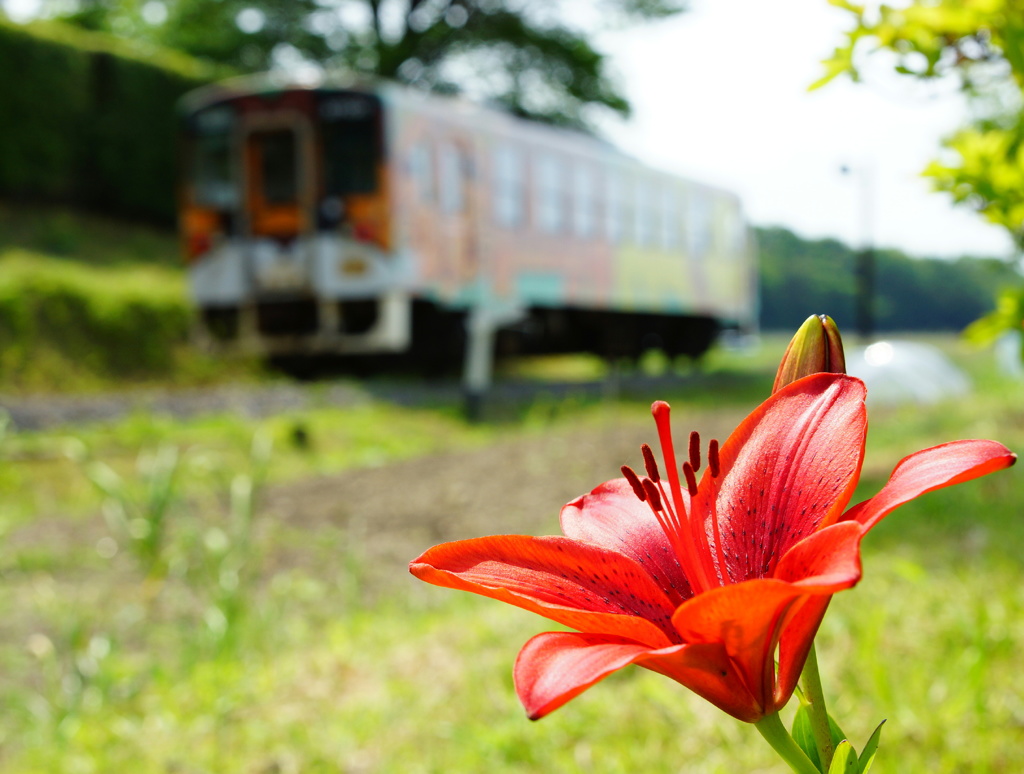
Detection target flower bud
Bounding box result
[772,314,846,393]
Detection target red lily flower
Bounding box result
[410,373,1014,723]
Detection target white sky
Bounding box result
[597,0,1014,258]
[5,0,1014,257]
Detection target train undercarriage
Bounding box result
[196,293,723,381]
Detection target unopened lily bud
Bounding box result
[772,314,846,393]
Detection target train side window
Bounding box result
[409,143,434,203]
[661,184,680,250]
[605,173,623,244]
[634,180,651,247]
[573,163,596,238]
[687,189,712,259]
[535,153,564,234]
[439,143,465,214]
[191,106,237,208]
[719,203,746,259]
[493,145,524,227]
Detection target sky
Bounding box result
[4,0,1014,258]
[596,0,1015,259]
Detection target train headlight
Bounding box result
[339,256,369,277]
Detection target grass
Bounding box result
[0,201,267,394]
[0,200,181,268]
[1,334,1022,772]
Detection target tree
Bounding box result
[815,0,1024,345]
[756,226,1014,333]
[36,0,684,128]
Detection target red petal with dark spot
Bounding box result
[411,535,677,647]
[560,478,692,604]
[703,373,866,582]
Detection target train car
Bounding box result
[177,72,757,387]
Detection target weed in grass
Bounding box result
[82,444,182,581]
[192,431,272,657]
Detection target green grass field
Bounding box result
[1,333,1021,772]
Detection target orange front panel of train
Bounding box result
[245,128,306,239]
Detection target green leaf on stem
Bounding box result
[857,720,886,773]
[792,705,854,772]
[826,715,850,751]
[828,741,858,773]
[791,704,821,768]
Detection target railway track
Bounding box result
[0,371,733,432]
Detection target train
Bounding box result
[177,73,757,388]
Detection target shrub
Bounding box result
[0,250,191,388]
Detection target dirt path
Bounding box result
[260,408,743,593]
[2,397,748,610]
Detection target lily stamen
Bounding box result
[651,401,715,593]
[708,439,720,478]
[620,465,647,501]
[688,430,701,472]
[641,478,663,510]
[641,443,661,482]
[626,464,694,583]
[682,461,699,497]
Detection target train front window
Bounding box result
[190,106,237,209]
[321,94,381,195]
[258,130,298,205]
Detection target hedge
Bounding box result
[0,19,227,225]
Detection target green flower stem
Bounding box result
[754,711,821,774]
[799,643,834,770]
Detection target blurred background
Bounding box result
[0,1,1022,772]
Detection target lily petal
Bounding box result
[410,535,677,647]
[671,578,809,715]
[773,520,864,592]
[707,373,866,582]
[774,595,832,708]
[516,631,763,723]
[638,641,764,723]
[843,439,1017,532]
[514,632,656,720]
[770,521,864,705]
[560,478,692,604]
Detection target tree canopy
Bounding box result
[757,226,1016,333]
[36,0,684,128]
[816,1,1024,246]
[816,0,1024,344]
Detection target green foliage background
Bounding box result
[0,202,1013,394]
[757,226,1018,332]
[0,250,190,387]
[0,19,222,224]
[817,0,1024,346]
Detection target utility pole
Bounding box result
[841,165,875,341]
